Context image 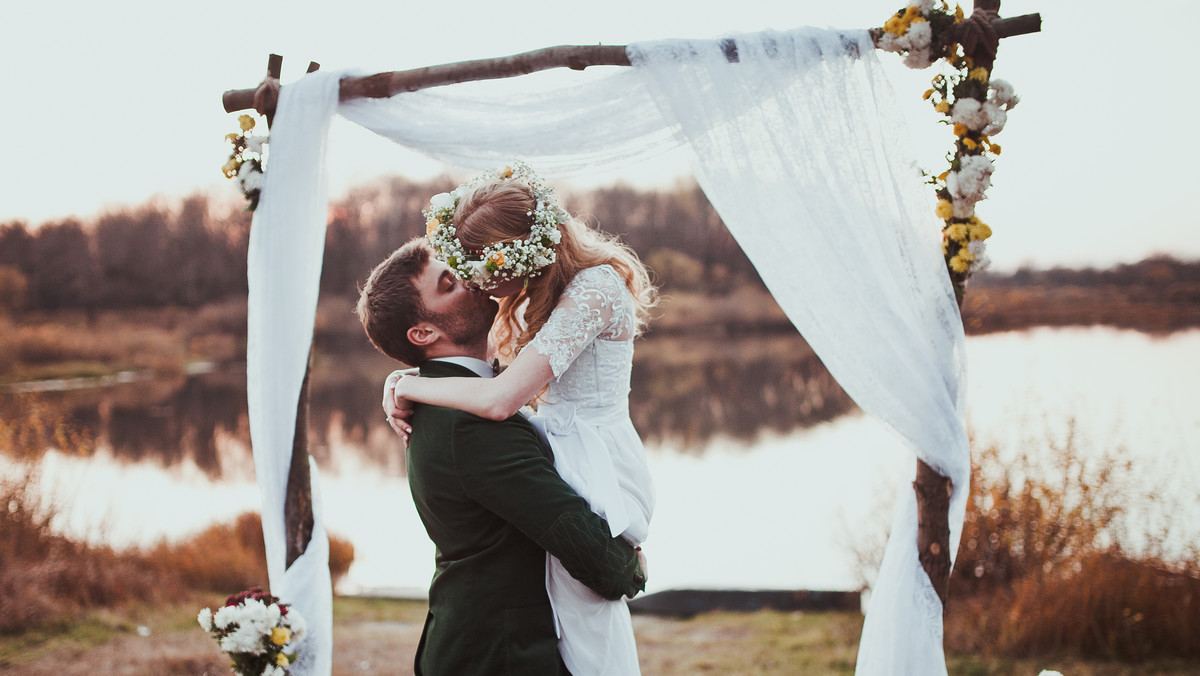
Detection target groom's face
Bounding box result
[416,259,498,346]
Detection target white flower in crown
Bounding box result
[424,161,566,291]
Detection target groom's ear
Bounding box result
[406,322,440,349]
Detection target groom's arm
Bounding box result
[451,415,646,601]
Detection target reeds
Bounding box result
[943,425,1200,661]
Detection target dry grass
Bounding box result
[0,464,353,638]
[4,597,1199,676]
[944,429,1200,662]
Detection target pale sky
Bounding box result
[2,1,1196,271]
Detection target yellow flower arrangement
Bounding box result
[271,626,291,646]
[224,115,267,211]
[489,251,506,267]
[935,199,954,220]
[969,222,993,240]
[275,653,290,667]
[879,1,1016,282]
[945,223,969,242]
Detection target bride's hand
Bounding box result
[383,369,417,443]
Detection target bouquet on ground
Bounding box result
[198,587,307,676]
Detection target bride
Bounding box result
[383,162,657,675]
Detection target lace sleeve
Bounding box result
[527,265,633,378]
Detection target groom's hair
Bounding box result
[356,238,432,366]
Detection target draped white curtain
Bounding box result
[247,26,969,676]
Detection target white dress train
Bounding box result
[525,264,655,676]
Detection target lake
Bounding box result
[2,327,1197,595]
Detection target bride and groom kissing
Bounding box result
[356,163,657,675]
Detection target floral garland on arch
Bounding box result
[878,0,1020,288]
[222,114,269,211]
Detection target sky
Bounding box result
[2,0,1196,271]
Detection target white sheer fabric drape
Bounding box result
[247,26,968,676]
[246,68,341,676]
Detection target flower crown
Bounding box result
[424,161,565,290]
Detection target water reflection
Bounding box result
[0,334,852,473]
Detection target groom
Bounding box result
[356,238,646,675]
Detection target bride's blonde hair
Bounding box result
[453,180,657,360]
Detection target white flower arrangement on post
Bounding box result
[222,114,269,211]
[877,1,1019,299]
[198,587,306,676]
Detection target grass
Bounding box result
[3,597,1199,675]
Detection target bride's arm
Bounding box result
[393,348,555,421]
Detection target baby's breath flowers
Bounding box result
[223,114,268,211]
[199,587,306,676]
[878,1,1019,288]
[425,161,565,291]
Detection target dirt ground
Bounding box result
[4,601,1196,676]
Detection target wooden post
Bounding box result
[254,53,321,570]
[912,0,1025,611]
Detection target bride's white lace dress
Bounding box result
[525,264,655,676]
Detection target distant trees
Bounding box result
[3,177,1196,315]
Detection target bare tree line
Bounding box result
[1,176,1195,316]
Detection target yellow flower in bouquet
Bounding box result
[426,218,441,236]
[968,67,990,83]
[275,653,290,667]
[271,626,291,646]
[969,222,993,240]
[239,114,256,132]
[935,200,954,220]
[945,223,969,242]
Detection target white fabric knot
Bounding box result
[540,401,578,436]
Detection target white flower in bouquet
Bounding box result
[948,155,994,201]
[239,167,264,194]
[221,624,267,655]
[982,102,1007,136]
[967,239,990,273]
[904,48,934,69]
[213,604,238,630]
[952,199,976,219]
[197,608,214,632]
[951,98,988,131]
[988,79,1019,110]
[286,610,308,643]
[915,0,936,11]
[245,135,268,155]
[905,20,932,50]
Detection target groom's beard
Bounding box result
[428,297,497,347]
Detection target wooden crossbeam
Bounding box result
[222,13,1040,115]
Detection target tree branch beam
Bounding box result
[221,13,1040,115]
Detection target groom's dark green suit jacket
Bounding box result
[407,360,645,676]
